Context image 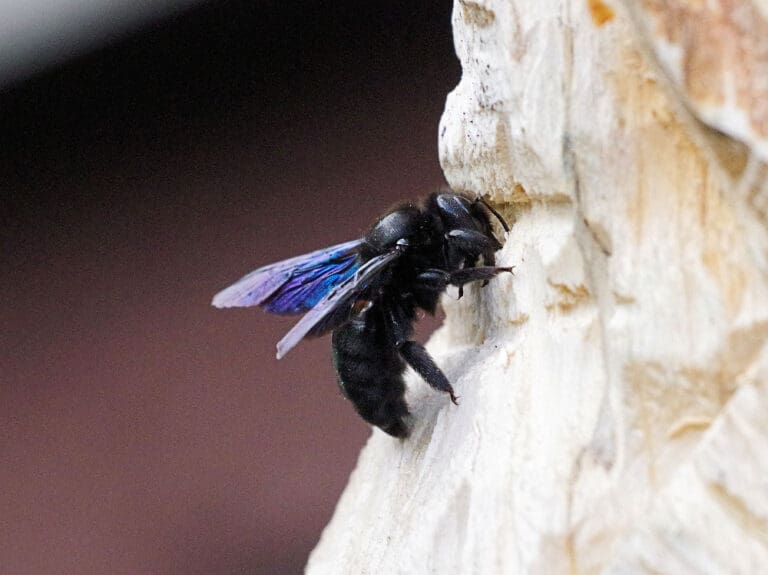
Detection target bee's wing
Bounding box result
[276,249,403,359]
[211,239,364,314]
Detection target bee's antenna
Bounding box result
[476,194,510,232]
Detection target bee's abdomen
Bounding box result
[331,313,410,438]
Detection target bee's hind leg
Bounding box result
[384,303,459,405]
[399,340,459,405]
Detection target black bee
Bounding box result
[212,192,512,438]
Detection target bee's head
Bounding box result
[435,192,508,242]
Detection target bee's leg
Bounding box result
[445,229,496,256]
[384,304,458,404]
[416,267,514,296]
[449,266,514,286]
[445,228,502,277]
[415,269,457,298]
[399,341,459,405]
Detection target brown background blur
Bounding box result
[0,1,459,573]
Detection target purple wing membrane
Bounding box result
[211,239,363,313]
[276,249,402,359]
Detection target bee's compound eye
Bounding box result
[436,194,480,231]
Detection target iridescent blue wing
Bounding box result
[276,249,403,359]
[211,239,364,314]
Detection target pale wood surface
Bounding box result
[307,1,768,572]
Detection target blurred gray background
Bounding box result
[0,0,201,85]
[1,1,458,573]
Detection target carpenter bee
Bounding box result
[212,192,512,438]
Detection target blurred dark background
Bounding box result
[0,1,459,573]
